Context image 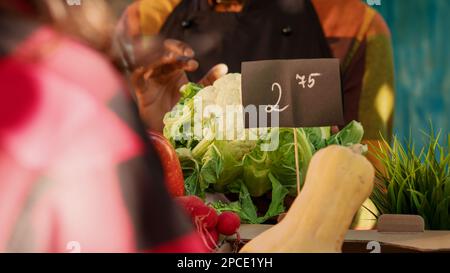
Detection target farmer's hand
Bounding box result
[131,39,228,132]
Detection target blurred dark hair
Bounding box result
[0,0,117,55]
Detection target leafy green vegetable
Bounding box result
[269,129,313,194]
[180,83,203,105]
[327,121,364,146]
[263,173,290,221]
[176,148,203,196]
[304,127,330,151]
[200,140,256,192]
[212,175,289,224]
[241,128,314,197]
[370,128,450,230]
[200,145,223,188]
[165,74,366,224]
[242,148,272,197]
[163,83,206,151]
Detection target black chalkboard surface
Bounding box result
[241,59,344,128]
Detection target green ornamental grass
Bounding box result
[370,129,450,230]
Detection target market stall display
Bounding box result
[159,74,450,253]
[163,74,366,225]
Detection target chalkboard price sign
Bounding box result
[241,59,344,128]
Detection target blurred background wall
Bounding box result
[374,0,450,145]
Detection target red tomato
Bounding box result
[148,131,185,197]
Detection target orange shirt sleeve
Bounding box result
[139,0,182,35]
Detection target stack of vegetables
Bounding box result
[164,74,366,224]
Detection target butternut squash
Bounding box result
[240,145,375,253]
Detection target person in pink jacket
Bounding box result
[0,0,222,253]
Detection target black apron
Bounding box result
[160,0,332,82]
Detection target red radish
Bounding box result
[217,212,240,236]
[192,206,218,229]
[176,195,206,216]
[176,195,221,250]
[204,228,219,249]
[176,196,218,229]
